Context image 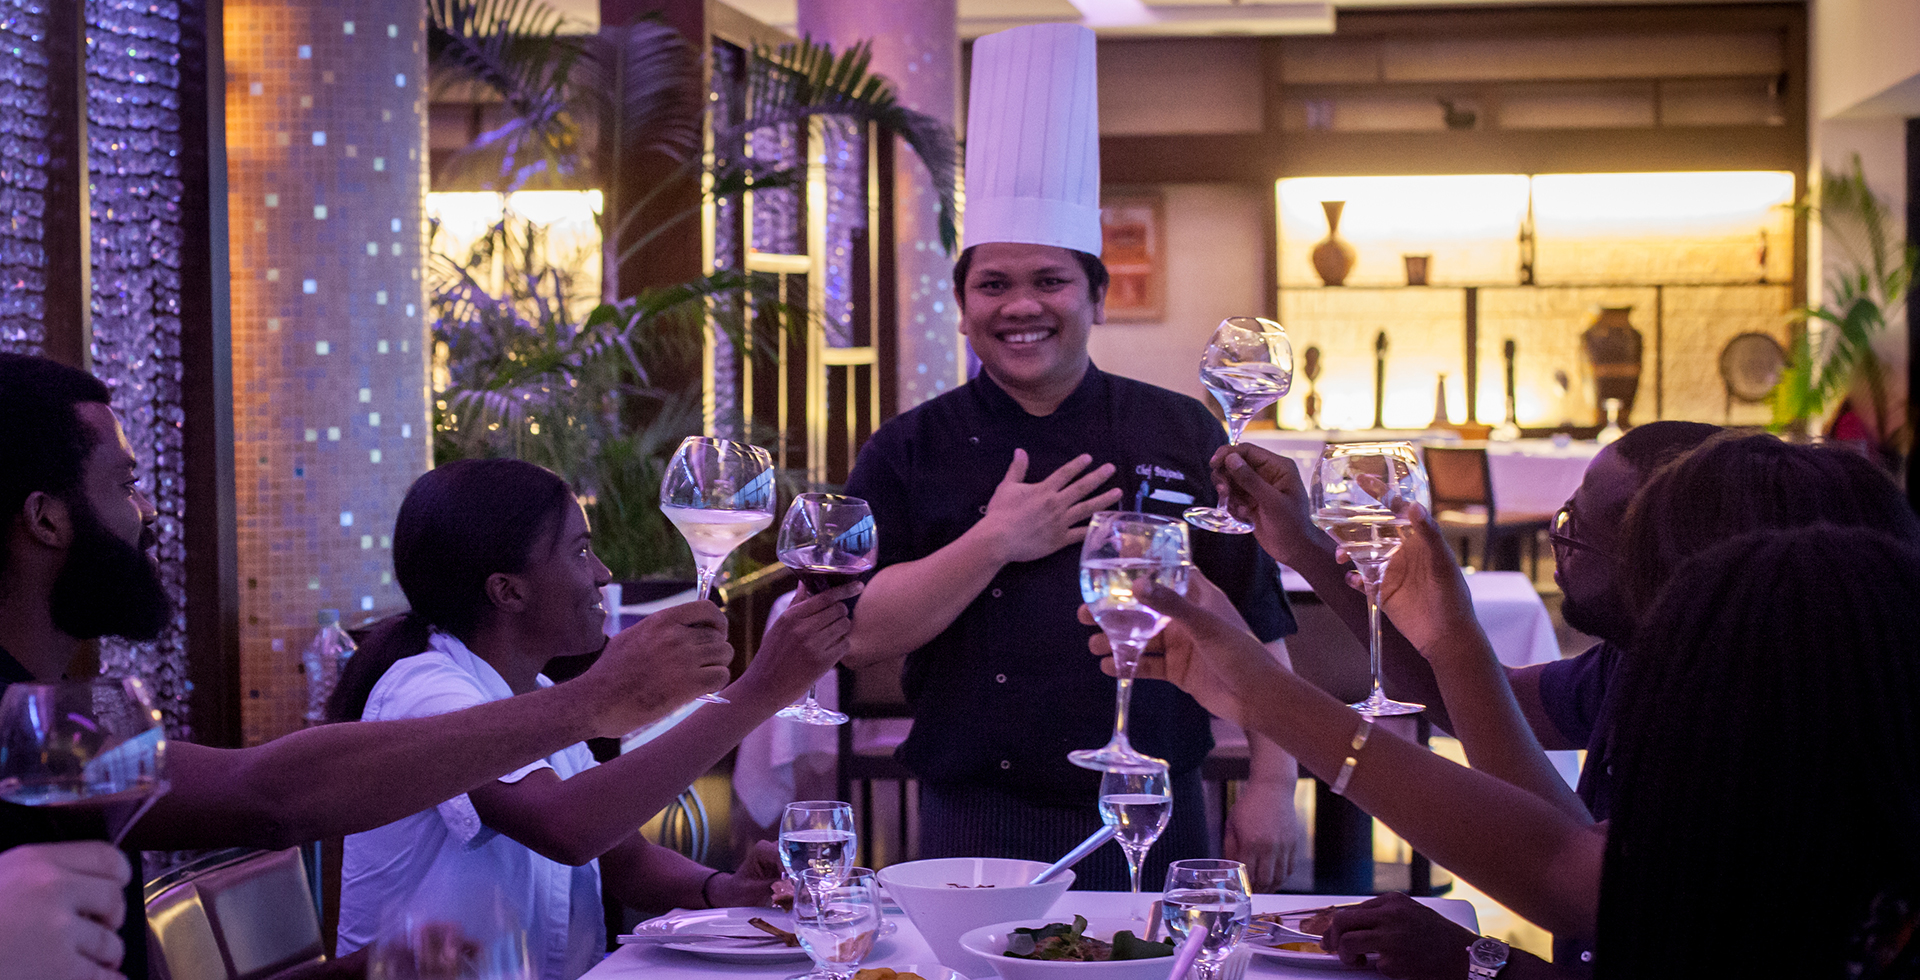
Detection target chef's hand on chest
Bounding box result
[972,448,1124,564]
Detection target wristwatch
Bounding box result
[1468,937,1510,978]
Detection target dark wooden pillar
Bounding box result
[1907,118,1918,510]
[178,0,242,748]
[42,0,89,367]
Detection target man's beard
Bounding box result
[1559,589,1632,646]
[49,501,170,642]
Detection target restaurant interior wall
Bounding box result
[1084,8,1808,432]
[226,1,432,744]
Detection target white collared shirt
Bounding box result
[336,631,605,980]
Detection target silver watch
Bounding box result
[1468,937,1510,978]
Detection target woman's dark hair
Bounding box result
[1598,526,1920,980]
[950,245,1109,309]
[1616,433,1920,620]
[326,459,576,722]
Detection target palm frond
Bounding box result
[740,38,960,254]
[572,18,705,167]
[428,0,587,188]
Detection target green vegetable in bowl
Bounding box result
[1003,916,1175,961]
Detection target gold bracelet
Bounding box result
[1329,717,1373,796]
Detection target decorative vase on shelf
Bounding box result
[1311,200,1357,286]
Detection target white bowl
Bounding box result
[957,916,1174,980]
[875,858,1072,977]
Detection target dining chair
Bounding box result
[1422,445,1553,579]
[834,659,916,869]
[146,847,328,980]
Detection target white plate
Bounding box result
[1246,939,1370,971]
[623,907,897,964]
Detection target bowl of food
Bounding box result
[956,915,1175,980]
[874,858,1072,977]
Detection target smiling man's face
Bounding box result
[957,242,1104,414]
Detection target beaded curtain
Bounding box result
[87,0,190,735]
[0,1,191,732]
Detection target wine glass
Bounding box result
[1068,511,1192,772]
[1185,317,1294,535]
[1163,859,1252,980]
[0,677,169,845]
[660,435,776,704]
[792,868,882,980]
[779,801,857,891]
[775,493,876,726]
[1099,761,1171,918]
[366,877,533,980]
[1309,441,1429,717]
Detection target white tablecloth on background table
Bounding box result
[1239,432,1600,519]
[579,891,1478,980]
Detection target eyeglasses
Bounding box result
[1549,499,1613,560]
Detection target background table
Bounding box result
[580,891,1478,979]
[1240,432,1600,518]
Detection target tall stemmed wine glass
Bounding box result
[0,677,170,845]
[1069,511,1192,772]
[1185,317,1293,534]
[776,493,875,725]
[1163,859,1253,980]
[661,436,776,704]
[1310,442,1429,717]
[1099,761,1171,919]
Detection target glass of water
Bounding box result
[1099,762,1171,915]
[793,868,882,980]
[1163,859,1252,980]
[779,801,857,889]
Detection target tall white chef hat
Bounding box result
[962,23,1101,256]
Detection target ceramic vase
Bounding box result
[1311,201,1357,286]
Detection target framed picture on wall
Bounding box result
[1100,191,1165,322]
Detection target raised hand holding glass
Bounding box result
[775,494,876,726]
[660,436,776,704]
[1186,317,1293,535]
[1309,441,1429,717]
[1070,511,1191,772]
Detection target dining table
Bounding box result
[1239,431,1602,518]
[579,890,1479,979]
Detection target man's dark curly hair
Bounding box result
[0,354,113,578]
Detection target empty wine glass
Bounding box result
[1069,511,1192,772]
[1186,317,1294,535]
[0,677,169,845]
[793,868,882,980]
[660,435,776,705]
[779,801,857,890]
[1099,762,1171,917]
[1310,442,1429,717]
[776,494,876,726]
[1163,859,1252,980]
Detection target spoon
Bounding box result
[1030,825,1119,885]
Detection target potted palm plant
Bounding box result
[1770,155,1917,471]
[424,0,957,580]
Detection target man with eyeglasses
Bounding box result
[1206,420,1719,979]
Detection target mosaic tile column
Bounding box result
[797,0,962,410]
[225,3,430,743]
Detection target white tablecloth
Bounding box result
[1239,432,1600,519]
[579,891,1478,980]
